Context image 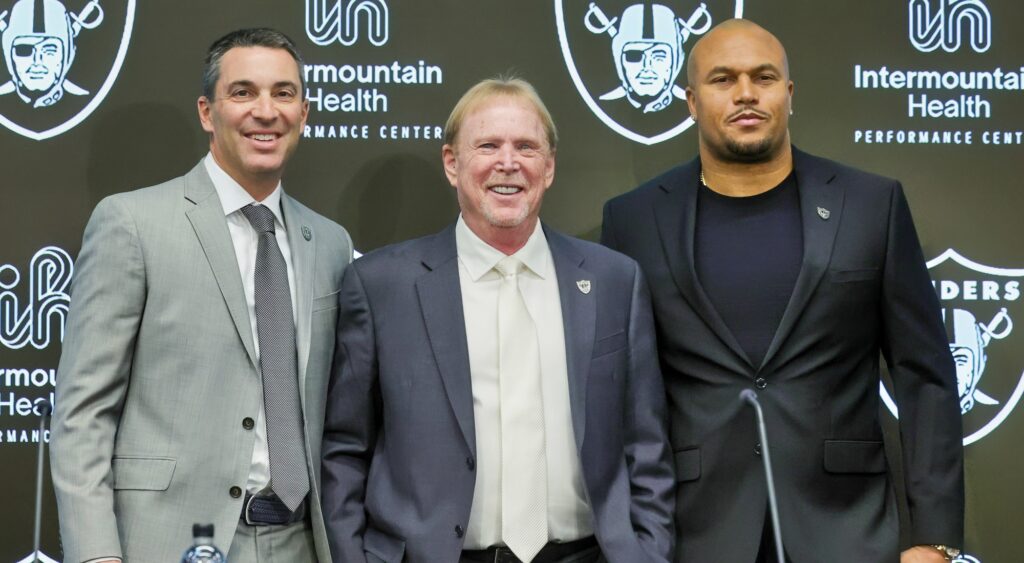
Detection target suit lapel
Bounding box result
[282,196,315,385]
[416,226,476,457]
[183,162,257,369]
[759,148,845,370]
[546,228,593,454]
[654,160,752,368]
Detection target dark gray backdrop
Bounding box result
[0,1,1019,561]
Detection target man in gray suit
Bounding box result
[321,78,675,563]
[51,28,352,562]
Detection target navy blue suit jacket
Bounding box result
[322,223,675,563]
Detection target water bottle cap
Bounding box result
[193,523,215,538]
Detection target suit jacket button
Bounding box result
[229,486,242,498]
[754,377,768,389]
[242,417,255,430]
[466,457,475,471]
[455,525,465,538]
[754,442,762,456]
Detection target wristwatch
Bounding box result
[930,544,961,560]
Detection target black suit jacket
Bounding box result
[601,148,964,562]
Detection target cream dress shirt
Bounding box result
[455,216,594,549]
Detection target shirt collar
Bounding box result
[455,215,551,282]
[204,153,286,228]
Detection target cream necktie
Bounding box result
[495,256,548,562]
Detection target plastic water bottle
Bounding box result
[181,523,226,563]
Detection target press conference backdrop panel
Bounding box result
[0,2,1020,562]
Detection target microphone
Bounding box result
[739,389,785,563]
[33,401,53,563]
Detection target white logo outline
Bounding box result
[908,0,991,53]
[555,1,744,145]
[16,551,59,563]
[0,245,72,349]
[306,0,389,47]
[0,0,135,140]
[880,249,1024,446]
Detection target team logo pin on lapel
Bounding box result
[302,226,312,241]
[816,207,830,220]
[577,280,591,294]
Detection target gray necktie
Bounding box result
[240,203,309,511]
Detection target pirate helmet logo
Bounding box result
[0,0,135,140]
[586,2,709,113]
[945,307,1011,414]
[0,0,104,107]
[880,249,1024,446]
[556,0,740,145]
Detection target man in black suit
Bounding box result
[601,19,963,563]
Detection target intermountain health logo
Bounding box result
[909,0,991,53]
[305,0,388,47]
[881,250,1024,445]
[555,0,742,145]
[0,246,71,349]
[299,0,447,143]
[0,0,135,140]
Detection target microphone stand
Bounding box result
[740,389,785,563]
[33,401,52,563]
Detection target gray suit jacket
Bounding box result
[51,161,352,562]
[321,224,675,563]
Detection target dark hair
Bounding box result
[202,28,305,100]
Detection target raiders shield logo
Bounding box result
[880,249,1024,446]
[0,0,135,140]
[554,0,742,145]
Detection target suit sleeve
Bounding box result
[879,183,964,548]
[600,200,622,252]
[624,262,676,563]
[321,263,380,563]
[51,196,145,562]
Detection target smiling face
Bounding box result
[686,21,793,164]
[442,95,555,250]
[197,46,308,198]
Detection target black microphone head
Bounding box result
[36,401,53,416]
[739,389,758,404]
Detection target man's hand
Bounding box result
[901,546,949,563]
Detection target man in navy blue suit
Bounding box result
[322,77,675,563]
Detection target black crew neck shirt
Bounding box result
[694,172,803,367]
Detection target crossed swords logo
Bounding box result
[0,0,104,101]
[584,1,711,111]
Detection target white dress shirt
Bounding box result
[455,216,594,549]
[204,153,298,495]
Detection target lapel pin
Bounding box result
[576,280,591,294]
[302,226,312,241]
[816,207,831,220]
